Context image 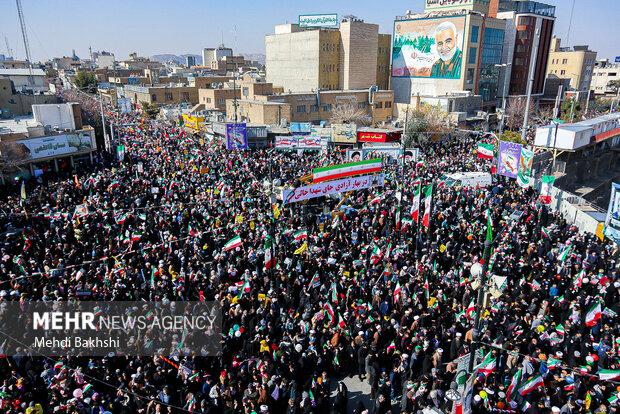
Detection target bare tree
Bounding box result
[330,102,372,126]
[505,96,533,131]
[0,142,30,175]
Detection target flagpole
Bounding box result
[424,183,434,257]
[468,237,492,373]
[414,181,421,265]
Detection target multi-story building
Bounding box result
[391,0,506,109]
[0,68,48,93]
[591,59,620,96]
[226,88,394,125]
[202,46,233,68]
[546,37,597,95]
[198,88,240,112]
[0,77,58,117]
[186,55,197,68]
[497,0,555,98]
[265,17,391,93]
[189,75,234,89]
[94,51,115,69]
[124,84,199,106]
[119,53,162,71]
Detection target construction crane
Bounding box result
[15,0,35,90]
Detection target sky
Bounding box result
[0,0,618,62]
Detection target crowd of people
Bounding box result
[0,105,618,414]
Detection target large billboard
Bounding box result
[331,123,357,144]
[497,141,522,179]
[0,132,95,162]
[425,0,473,11]
[299,14,338,28]
[392,15,465,79]
[226,123,248,150]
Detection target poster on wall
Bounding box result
[605,182,620,242]
[331,123,357,144]
[226,123,248,150]
[392,15,465,79]
[497,141,522,179]
[346,149,364,162]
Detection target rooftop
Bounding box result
[0,68,46,76]
[0,116,39,135]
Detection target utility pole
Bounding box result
[98,90,109,152]
[468,238,492,373]
[15,0,36,103]
[553,84,564,119]
[521,27,541,142]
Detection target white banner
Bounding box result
[282,174,384,205]
[0,132,94,162]
[275,135,321,149]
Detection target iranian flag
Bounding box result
[555,324,565,336]
[264,237,275,270]
[540,175,555,204]
[337,313,346,329]
[599,369,620,381]
[293,230,308,241]
[466,300,476,320]
[393,281,402,303]
[476,351,497,376]
[312,158,382,183]
[422,185,433,228]
[370,245,382,264]
[410,182,421,221]
[477,143,494,160]
[223,235,242,251]
[518,375,544,396]
[323,303,335,324]
[585,302,602,327]
[401,217,413,230]
[558,243,573,262]
[506,369,522,401]
[547,357,562,370]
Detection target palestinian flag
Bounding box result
[312,158,382,183]
[410,182,421,221]
[506,369,522,401]
[518,375,544,396]
[293,230,308,241]
[223,235,242,251]
[476,352,497,376]
[477,143,494,160]
[264,237,275,270]
[585,302,602,327]
[539,175,555,204]
[422,185,433,228]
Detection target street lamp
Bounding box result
[494,63,512,135]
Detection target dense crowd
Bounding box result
[0,107,618,414]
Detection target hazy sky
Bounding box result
[1,0,618,62]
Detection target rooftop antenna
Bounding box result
[4,36,12,57]
[566,0,575,45]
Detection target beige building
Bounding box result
[227,89,394,125]
[265,18,391,93]
[376,34,391,90]
[591,60,620,96]
[124,84,199,105]
[189,75,233,89]
[546,37,597,93]
[199,88,240,112]
[0,78,58,116]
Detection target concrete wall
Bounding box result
[376,34,392,90]
[266,30,322,92]
[339,21,378,90]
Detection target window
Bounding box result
[375,102,383,109]
[514,57,524,66]
[516,44,526,53]
[310,105,319,112]
[517,30,528,40]
[151,94,157,102]
[560,70,566,75]
[164,92,173,101]
[609,72,617,77]
[385,101,392,108]
[217,98,225,106]
[470,25,479,43]
[357,102,367,110]
[562,59,568,64]
[182,92,190,101]
[322,104,332,112]
[296,105,307,113]
[206,97,212,103]
[466,68,475,85]
[242,87,249,97]
[468,47,477,64]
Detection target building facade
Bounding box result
[199,88,240,112]
[591,60,620,96]
[546,37,597,93]
[124,85,199,106]
[265,19,391,93]
[497,0,555,97]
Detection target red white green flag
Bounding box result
[264,236,275,270]
[598,369,620,381]
[477,143,494,160]
[410,181,421,221]
[539,175,555,204]
[466,300,476,320]
[585,302,602,327]
[293,230,308,241]
[476,351,497,376]
[223,235,242,251]
[518,375,544,396]
[506,369,522,401]
[312,158,382,183]
[422,185,433,228]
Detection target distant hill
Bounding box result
[150,54,203,65]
